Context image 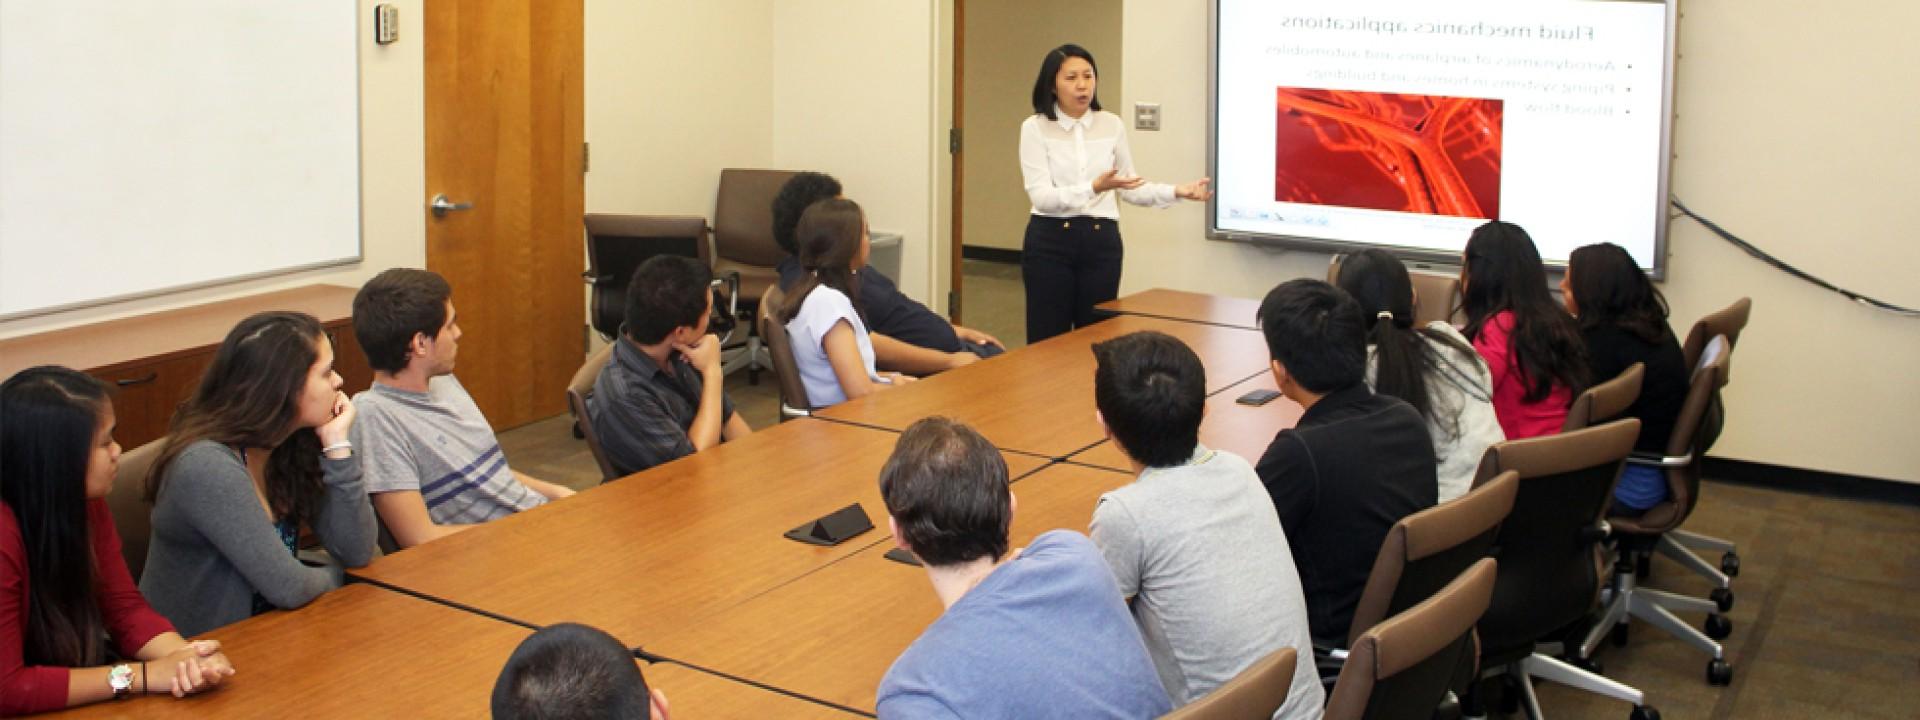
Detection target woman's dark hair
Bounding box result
[1031,44,1103,120]
[775,198,866,325]
[878,417,1012,567]
[147,312,330,525]
[1568,242,1671,344]
[1336,250,1479,432]
[1460,221,1590,403]
[0,366,111,667]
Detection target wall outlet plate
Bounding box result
[1134,102,1161,131]
[374,4,399,45]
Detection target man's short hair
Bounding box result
[1256,279,1367,394]
[624,255,712,345]
[1093,331,1205,468]
[771,172,843,256]
[878,417,1011,567]
[491,623,649,720]
[353,268,452,374]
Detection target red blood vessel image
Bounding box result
[1273,87,1503,219]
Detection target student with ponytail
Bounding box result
[2,366,233,715]
[775,198,915,407]
[1335,250,1504,501]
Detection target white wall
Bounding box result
[0,0,425,340]
[1114,0,1920,483]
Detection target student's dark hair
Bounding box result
[0,366,110,667]
[1031,44,1103,120]
[1256,279,1368,394]
[1093,332,1205,468]
[878,417,1012,567]
[774,198,866,325]
[352,268,452,375]
[771,172,843,256]
[147,312,330,526]
[623,255,713,345]
[491,623,650,720]
[1568,242,1671,345]
[1460,221,1590,403]
[1335,250,1478,431]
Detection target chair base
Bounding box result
[1470,653,1652,720]
[1581,554,1733,686]
[722,337,771,381]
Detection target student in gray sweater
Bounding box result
[1088,331,1324,719]
[140,312,376,637]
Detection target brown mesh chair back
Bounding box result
[759,284,812,419]
[1348,470,1517,647]
[1682,298,1750,373]
[1325,558,1497,720]
[583,214,710,339]
[1408,271,1464,327]
[712,169,797,304]
[1326,254,1346,283]
[1562,362,1644,432]
[1471,419,1639,663]
[107,439,162,581]
[1160,647,1299,720]
[566,342,619,482]
[1612,344,1731,535]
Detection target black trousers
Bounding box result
[1022,215,1122,344]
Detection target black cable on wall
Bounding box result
[1670,196,1920,317]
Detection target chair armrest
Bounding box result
[1582,520,1612,544]
[1626,451,1692,468]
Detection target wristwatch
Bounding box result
[108,663,135,699]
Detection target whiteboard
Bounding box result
[0,0,361,318]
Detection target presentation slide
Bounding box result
[1211,0,1673,270]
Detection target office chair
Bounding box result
[565,342,619,482]
[711,168,800,381]
[1562,363,1644,432]
[1159,647,1298,720]
[583,214,710,340]
[1470,419,1660,720]
[1324,558,1497,720]
[758,284,813,420]
[108,440,163,581]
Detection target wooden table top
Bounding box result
[1069,372,1304,472]
[1095,288,1262,330]
[643,661,865,718]
[815,315,1270,458]
[53,584,528,719]
[0,284,359,378]
[349,419,1048,646]
[639,462,1133,714]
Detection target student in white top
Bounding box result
[774,198,915,407]
[1334,249,1504,502]
[1019,43,1212,343]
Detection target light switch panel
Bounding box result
[1134,102,1161,131]
[375,4,399,45]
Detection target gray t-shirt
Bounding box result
[352,376,545,525]
[1090,447,1325,719]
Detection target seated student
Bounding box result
[772,172,1004,374]
[491,623,668,720]
[590,255,753,476]
[1459,221,1590,439]
[877,417,1171,719]
[1335,249,1505,502]
[1254,280,1438,648]
[141,312,377,636]
[349,268,574,549]
[1,367,235,714]
[774,198,916,406]
[1563,243,1688,515]
[1086,332,1324,717]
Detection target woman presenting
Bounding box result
[1019,43,1211,343]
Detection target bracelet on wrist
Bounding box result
[322,440,353,455]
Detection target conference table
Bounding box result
[52,289,1296,718]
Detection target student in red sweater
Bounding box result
[1459,221,1590,439]
[1,367,234,715]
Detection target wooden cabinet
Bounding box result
[0,286,371,450]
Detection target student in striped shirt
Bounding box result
[350,269,574,549]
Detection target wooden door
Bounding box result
[949,0,967,324]
[423,0,584,429]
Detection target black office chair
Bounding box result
[582,213,740,373]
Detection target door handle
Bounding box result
[430,194,474,218]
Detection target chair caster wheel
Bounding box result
[1710,587,1734,612]
[1705,614,1732,640]
[1721,552,1740,577]
[1707,659,1733,685]
[1632,705,1662,720]
[1636,552,1652,578]
[1569,654,1603,674]
[571,423,585,439]
[1611,622,1630,647]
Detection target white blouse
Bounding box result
[786,285,886,408]
[1019,107,1176,220]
